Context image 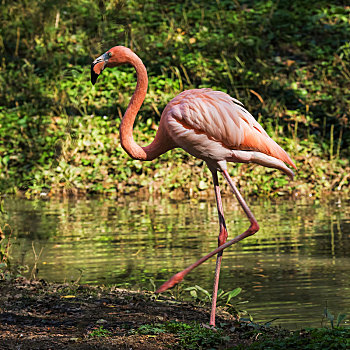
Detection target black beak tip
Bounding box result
[91,64,99,85]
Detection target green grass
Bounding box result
[88,325,111,338]
[133,321,350,350]
[0,0,349,197]
[134,321,230,349]
[241,327,350,350]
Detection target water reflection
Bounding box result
[1,196,350,329]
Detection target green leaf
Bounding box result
[190,290,197,298]
[324,307,334,320]
[336,313,347,327]
[194,285,211,299]
[183,287,196,291]
[149,278,156,292]
[226,288,242,304]
[324,307,335,328]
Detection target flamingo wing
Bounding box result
[164,89,296,169]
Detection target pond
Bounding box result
[1,195,349,329]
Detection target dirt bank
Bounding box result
[0,277,266,349]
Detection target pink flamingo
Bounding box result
[91,46,296,327]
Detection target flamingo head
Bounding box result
[91,46,134,85]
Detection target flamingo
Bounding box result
[91,46,296,327]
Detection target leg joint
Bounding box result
[248,221,259,236]
[218,227,228,246]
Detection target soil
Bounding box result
[0,277,268,349]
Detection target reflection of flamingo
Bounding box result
[91,46,296,327]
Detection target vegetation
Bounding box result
[242,327,350,350]
[1,275,348,349]
[0,0,349,197]
[0,222,12,272]
[88,325,112,338]
[134,323,350,349]
[134,321,230,349]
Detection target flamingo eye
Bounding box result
[107,52,112,58]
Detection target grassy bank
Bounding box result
[0,0,349,197]
[0,277,349,349]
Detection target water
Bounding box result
[1,196,350,329]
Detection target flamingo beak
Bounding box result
[91,52,110,85]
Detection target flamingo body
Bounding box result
[162,88,295,174]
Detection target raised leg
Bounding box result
[210,170,228,326]
[221,169,259,231]
[156,169,259,324]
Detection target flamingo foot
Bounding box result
[156,271,185,293]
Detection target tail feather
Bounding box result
[268,139,297,169]
[242,127,296,169]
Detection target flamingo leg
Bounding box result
[210,170,228,326]
[156,169,259,326]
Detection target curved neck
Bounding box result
[119,52,172,160]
